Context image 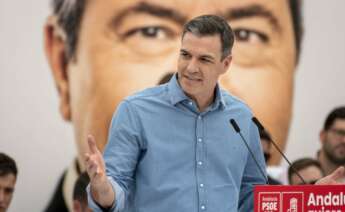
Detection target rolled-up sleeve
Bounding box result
[87,177,125,212]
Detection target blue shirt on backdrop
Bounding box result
[88,74,267,212]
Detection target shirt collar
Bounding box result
[167,73,226,110]
[213,84,226,110]
[168,74,190,105]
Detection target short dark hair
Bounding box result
[289,0,303,62]
[182,15,235,60]
[51,0,87,61]
[51,0,303,62]
[0,153,18,177]
[73,172,90,204]
[323,106,345,130]
[157,72,175,85]
[288,158,323,184]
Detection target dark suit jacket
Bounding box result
[44,171,68,212]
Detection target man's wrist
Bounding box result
[91,178,115,208]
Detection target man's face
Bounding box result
[47,0,296,166]
[0,174,16,212]
[321,119,345,165]
[177,32,229,101]
[290,165,324,185]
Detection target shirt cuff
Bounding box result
[87,177,125,212]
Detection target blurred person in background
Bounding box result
[317,106,345,183]
[0,153,18,212]
[259,129,282,185]
[73,172,92,212]
[288,158,324,185]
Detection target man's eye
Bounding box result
[200,58,211,63]
[180,52,190,58]
[124,26,173,40]
[234,28,269,44]
[5,188,14,194]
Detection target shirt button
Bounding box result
[201,205,206,210]
[189,101,193,105]
[198,115,202,119]
[198,138,202,142]
[200,183,204,188]
[198,161,203,166]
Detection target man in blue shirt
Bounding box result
[85,15,267,211]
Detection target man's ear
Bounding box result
[320,130,327,145]
[44,16,71,121]
[222,55,232,74]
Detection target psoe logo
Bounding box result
[283,192,304,212]
[259,192,281,212]
[287,198,298,212]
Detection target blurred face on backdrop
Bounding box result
[45,0,296,167]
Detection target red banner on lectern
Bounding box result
[254,185,345,212]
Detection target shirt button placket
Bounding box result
[195,114,206,211]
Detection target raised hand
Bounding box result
[315,166,345,185]
[85,134,115,207]
[85,134,106,186]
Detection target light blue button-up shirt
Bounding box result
[88,74,267,212]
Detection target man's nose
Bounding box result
[186,59,199,73]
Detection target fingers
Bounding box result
[85,135,107,185]
[87,134,99,154]
[85,153,101,179]
[89,162,99,178]
[330,166,345,180]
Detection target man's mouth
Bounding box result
[184,75,202,82]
